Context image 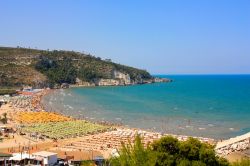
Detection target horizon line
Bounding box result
[153,73,250,76]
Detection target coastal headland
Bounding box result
[0,46,170,89]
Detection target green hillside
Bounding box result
[0,46,152,88]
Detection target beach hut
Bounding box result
[9,152,42,165]
[9,152,32,165]
[0,153,12,165]
[32,151,58,166]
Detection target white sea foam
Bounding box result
[208,124,214,127]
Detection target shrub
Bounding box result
[231,159,250,166]
[110,136,230,166]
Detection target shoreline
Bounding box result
[1,88,249,160]
[44,85,241,141]
[41,89,123,127]
[33,89,250,160]
[41,88,216,143]
[69,79,172,88]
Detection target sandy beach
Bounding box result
[0,91,104,160]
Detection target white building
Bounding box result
[32,151,57,166]
[9,152,36,165]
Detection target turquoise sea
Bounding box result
[42,75,250,139]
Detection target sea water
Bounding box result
[42,75,250,139]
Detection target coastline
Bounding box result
[41,88,123,127]
[69,78,172,88]
[1,87,249,160]
[53,75,250,140]
[41,88,215,143]
[38,88,250,160]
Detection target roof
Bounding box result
[18,91,34,96]
[32,151,57,157]
[0,153,12,157]
[9,153,32,161]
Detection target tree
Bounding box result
[78,67,98,82]
[179,137,202,160]
[152,136,180,154]
[111,136,230,166]
[231,159,250,166]
[35,56,77,86]
[110,135,156,166]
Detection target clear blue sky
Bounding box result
[1,0,249,74]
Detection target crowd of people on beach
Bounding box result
[60,128,215,156]
[0,90,48,112]
[0,95,33,111]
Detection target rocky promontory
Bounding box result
[0,46,171,89]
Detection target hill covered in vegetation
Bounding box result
[0,46,155,88]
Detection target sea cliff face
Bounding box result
[72,70,172,87]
